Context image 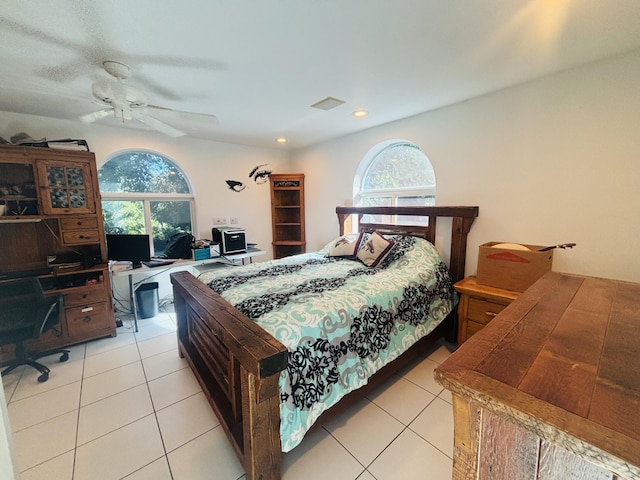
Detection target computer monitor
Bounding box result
[106,234,151,269]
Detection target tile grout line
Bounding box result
[71,342,88,480]
[136,322,176,480]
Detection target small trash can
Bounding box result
[136,282,159,319]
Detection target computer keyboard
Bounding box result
[142,260,175,268]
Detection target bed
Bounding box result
[170,205,478,479]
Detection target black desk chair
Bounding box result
[0,277,70,383]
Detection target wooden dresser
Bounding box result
[435,272,640,480]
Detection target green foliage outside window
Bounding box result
[99,151,193,256]
[356,141,436,226]
[102,201,145,234]
[99,151,189,193]
[363,143,435,190]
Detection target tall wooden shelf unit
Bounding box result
[270,173,305,259]
[0,145,116,359]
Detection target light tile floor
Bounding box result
[3,309,455,480]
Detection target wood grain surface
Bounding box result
[435,272,640,479]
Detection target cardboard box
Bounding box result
[477,242,553,292]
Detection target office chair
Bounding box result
[0,277,70,383]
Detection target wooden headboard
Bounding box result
[336,205,479,283]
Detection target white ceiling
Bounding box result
[1,1,640,150]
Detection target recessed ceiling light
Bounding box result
[276,137,287,144]
[353,109,368,118]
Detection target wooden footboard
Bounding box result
[171,271,287,480]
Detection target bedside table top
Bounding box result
[454,276,520,301]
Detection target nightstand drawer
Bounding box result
[466,320,486,338]
[467,297,510,325]
[454,276,520,345]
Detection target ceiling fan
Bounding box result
[79,61,217,137]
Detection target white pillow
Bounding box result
[356,231,394,267]
[326,233,363,258]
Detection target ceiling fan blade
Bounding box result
[79,109,112,123]
[147,105,218,124]
[134,112,186,137]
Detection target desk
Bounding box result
[435,272,640,480]
[110,250,265,332]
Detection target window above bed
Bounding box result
[353,140,436,226]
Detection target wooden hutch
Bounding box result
[0,145,116,358]
[269,173,305,259]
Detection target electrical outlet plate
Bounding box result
[213,217,228,225]
[230,216,238,224]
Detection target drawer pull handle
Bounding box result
[485,311,498,317]
[81,307,94,313]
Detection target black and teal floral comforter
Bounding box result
[197,235,454,452]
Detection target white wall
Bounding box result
[0,112,291,253]
[291,49,640,283]
[0,387,17,480]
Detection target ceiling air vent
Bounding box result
[310,96,346,111]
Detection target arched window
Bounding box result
[98,150,194,256]
[354,139,436,224]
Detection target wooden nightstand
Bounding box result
[454,276,520,345]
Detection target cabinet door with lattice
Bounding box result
[36,159,95,214]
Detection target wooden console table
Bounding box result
[435,272,640,480]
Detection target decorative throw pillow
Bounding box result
[327,234,362,258]
[356,231,394,267]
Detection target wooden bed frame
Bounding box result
[170,205,478,479]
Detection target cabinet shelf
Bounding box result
[0,195,38,201]
[0,216,43,223]
[273,240,305,245]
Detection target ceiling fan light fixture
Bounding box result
[102,60,133,80]
[79,59,210,138]
[114,106,132,122]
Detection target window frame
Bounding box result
[353,139,436,225]
[99,149,196,256]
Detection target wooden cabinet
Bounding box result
[0,146,116,356]
[454,276,519,345]
[270,173,305,259]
